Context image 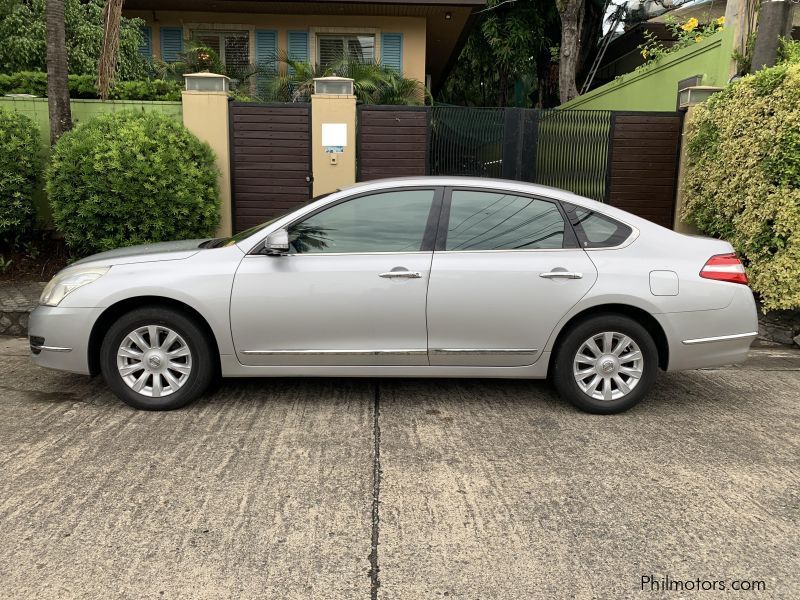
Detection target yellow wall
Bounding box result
[181,91,232,237]
[126,11,427,84]
[310,94,357,196]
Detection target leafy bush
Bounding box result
[0,71,182,101]
[46,111,220,255]
[0,0,147,80]
[683,50,800,310]
[0,109,41,244]
[0,108,39,243]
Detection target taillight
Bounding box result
[700,253,748,285]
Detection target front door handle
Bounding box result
[379,270,422,279]
[540,271,583,280]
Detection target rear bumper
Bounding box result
[658,286,759,372]
[28,305,100,375]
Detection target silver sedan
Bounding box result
[29,177,758,414]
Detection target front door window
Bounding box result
[288,190,436,254]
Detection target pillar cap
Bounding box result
[184,72,231,92]
[678,85,723,109]
[313,77,355,96]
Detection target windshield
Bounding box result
[203,192,333,248]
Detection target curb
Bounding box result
[0,310,33,337]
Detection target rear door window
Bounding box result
[563,203,633,248]
[444,189,566,251]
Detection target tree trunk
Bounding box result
[46,0,72,145]
[97,0,125,100]
[557,0,584,105]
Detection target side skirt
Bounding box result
[219,352,551,379]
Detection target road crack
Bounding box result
[368,381,382,599]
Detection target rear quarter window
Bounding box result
[564,203,633,248]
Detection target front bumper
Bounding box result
[28,305,102,375]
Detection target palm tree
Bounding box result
[46,0,72,144]
[266,52,427,105]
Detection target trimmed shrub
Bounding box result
[46,111,220,256]
[0,108,39,243]
[683,49,800,311]
[0,72,182,101]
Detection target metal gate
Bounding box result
[421,107,681,228]
[230,102,311,233]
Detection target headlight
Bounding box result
[39,267,109,307]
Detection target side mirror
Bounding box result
[265,228,289,255]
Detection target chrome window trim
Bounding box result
[244,251,431,258]
[434,248,578,255]
[681,332,758,345]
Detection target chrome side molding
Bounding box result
[430,348,538,356]
[681,332,758,345]
[241,349,427,356]
[241,348,538,356]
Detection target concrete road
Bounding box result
[0,337,798,599]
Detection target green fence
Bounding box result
[0,97,182,224]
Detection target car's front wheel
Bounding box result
[552,314,658,414]
[100,306,215,410]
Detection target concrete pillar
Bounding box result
[724,0,759,78]
[181,91,232,237]
[751,0,795,73]
[673,106,701,234]
[310,92,357,197]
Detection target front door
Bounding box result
[230,188,441,366]
[426,188,598,367]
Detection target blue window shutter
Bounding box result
[255,29,278,72]
[287,30,309,64]
[160,27,183,63]
[381,33,403,73]
[139,26,152,58]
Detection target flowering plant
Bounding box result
[638,15,725,65]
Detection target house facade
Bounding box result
[124,0,483,91]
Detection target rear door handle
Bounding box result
[379,270,422,279]
[540,271,583,279]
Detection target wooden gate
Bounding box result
[606,112,682,229]
[230,103,311,233]
[357,105,428,181]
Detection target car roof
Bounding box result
[341,176,573,198]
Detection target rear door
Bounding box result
[426,187,598,367]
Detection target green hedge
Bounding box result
[47,111,220,255]
[683,44,800,310]
[0,72,182,101]
[0,108,39,243]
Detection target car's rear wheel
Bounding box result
[552,314,658,414]
[100,306,214,410]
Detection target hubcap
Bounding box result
[116,325,192,398]
[573,331,643,402]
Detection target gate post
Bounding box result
[181,73,233,237]
[311,77,357,196]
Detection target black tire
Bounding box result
[100,306,215,410]
[552,314,659,414]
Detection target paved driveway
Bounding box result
[0,337,798,599]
